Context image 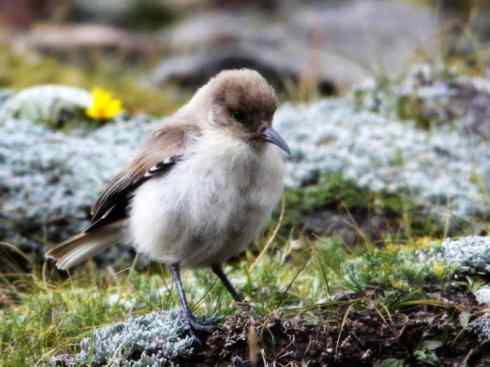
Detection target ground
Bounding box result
[3,237,490,366]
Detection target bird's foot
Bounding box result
[188,317,216,333]
[182,312,219,343]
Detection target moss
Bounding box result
[285,174,364,216]
[342,244,453,294]
[282,173,442,240]
[396,94,433,129]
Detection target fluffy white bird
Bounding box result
[46,69,289,333]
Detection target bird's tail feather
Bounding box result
[45,224,122,271]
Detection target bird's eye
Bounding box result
[232,111,245,123]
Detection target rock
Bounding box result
[416,236,490,276]
[302,211,389,247]
[0,111,156,260]
[469,315,490,344]
[474,286,490,305]
[151,46,342,94]
[355,64,490,139]
[303,211,358,246]
[286,0,437,76]
[17,24,154,62]
[52,311,195,366]
[0,85,90,124]
[152,8,320,90]
[435,237,490,275]
[276,97,490,222]
[161,10,255,53]
[0,90,13,105]
[356,63,490,139]
[70,0,175,30]
[154,0,437,91]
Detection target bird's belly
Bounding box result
[195,198,269,265]
[129,158,282,267]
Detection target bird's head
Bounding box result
[194,69,290,155]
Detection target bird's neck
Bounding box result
[191,129,260,165]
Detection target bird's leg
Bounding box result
[211,264,243,302]
[170,264,216,333]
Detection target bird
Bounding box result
[45,69,289,334]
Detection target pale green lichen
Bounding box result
[72,311,195,367]
[423,236,490,275]
[0,85,91,127]
[275,98,490,221]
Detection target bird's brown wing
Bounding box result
[85,122,201,233]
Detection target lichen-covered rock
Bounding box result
[0,90,13,106]
[62,311,195,366]
[440,236,490,275]
[0,115,156,259]
[355,63,490,139]
[418,236,490,276]
[474,286,490,305]
[0,85,91,126]
[469,315,490,343]
[276,98,490,221]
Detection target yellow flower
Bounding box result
[432,261,445,277]
[85,87,123,121]
[391,280,407,289]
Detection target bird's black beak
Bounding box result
[261,127,290,155]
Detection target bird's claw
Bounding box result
[183,312,219,344]
[189,316,217,332]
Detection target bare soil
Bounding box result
[177,285,489,367]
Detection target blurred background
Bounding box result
[0,0,489,112]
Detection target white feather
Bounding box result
[129,130,285,267]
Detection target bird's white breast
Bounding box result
[129,133,285,266]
